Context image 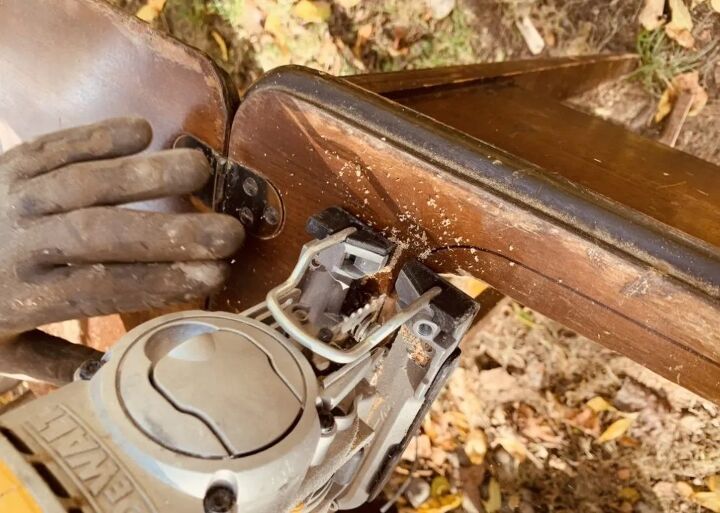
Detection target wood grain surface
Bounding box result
[218,67,720,402]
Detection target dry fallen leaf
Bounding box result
[564,407,601,437]
[353,22,373,57]
[709,475,720,492]
[210,30,229,62]
[431,476,451,498]
[416,494,463,513]
[587,396,618,413]
[665,0,695,48]
[497,435,528,463]
[597,415,636,443]
[655,87,675,123]
[676,481,695,498]
[483,478,502,513]
[426,0,455,20]
[293,0,332,23]
[639,0,667,30]
[464,430,488,465]
[135,0,166,22]
[655,71,709,122]
[264,11,289,51]
[618,487,641,504]
[693,491,720,513]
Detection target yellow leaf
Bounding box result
[430,476,451,498]
[136,5,158,22]
[708,475,720,492]
[264,12,288,49]
[416,494,463,513]
[210,30,229,62]
[292,0,331,23]
[497,436,528,463]
[483,478,502,513]
[693,491,720,513]
[665,0,695,48]
[638,0,666,30]
[712,0,720,13]
[656,71,709,123]
[676,481,695,498]
[655,87,674,123]
[135,0,166,22]
[597,416,636,443]
[464,430,488,465]
[587,396,617,413]
[618,487,641,504]
[667,0,693,30]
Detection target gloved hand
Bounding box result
[0,117,244,384]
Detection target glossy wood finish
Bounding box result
[0,0,235,153]
[2,1,718,403]
[218,67,720,402]
[391,83,720,280]
[346,54,637,100]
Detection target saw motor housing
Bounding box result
[0,208,479,513]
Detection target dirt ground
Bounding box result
[111,1,720,512]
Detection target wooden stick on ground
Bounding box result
[659,91,694,147]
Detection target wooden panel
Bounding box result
[219,67,720,402]
[392,83,720,266]
[345,54,637,100]
[0,0,235,153]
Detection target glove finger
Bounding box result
[9,262,230,331]
[30,207,244,264]
[0,330,103,385]
[11,149,211,217]
[2,117,151,180]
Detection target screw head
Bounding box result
[262,205,280,226]
[77,359,103,380]
[415,321,434,338]
[318,327,334,343]
[242,177,259,197]
[318,408,335,434]
[203,485,236,513]
[238,207,254,226]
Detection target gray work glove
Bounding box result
[0,118,244,384]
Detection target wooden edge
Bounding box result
[344,54,638,100]
[242,66,720,298]
[222,66,720,402]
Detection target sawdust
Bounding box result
[400,324,432,368]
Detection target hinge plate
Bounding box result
[174,134,284,239]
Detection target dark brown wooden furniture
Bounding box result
[1,0,719,403]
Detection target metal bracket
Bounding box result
[174,134,284,239]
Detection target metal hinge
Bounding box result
[174,134,284,239]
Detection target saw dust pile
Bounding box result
[109,0,720,511]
